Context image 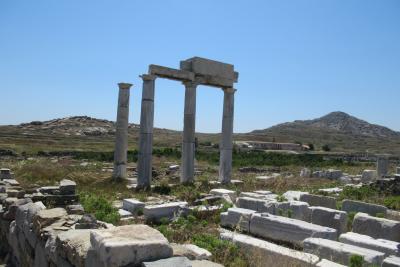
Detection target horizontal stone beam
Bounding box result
[149,65,194,81]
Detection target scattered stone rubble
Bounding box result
[220,185,400,267]
[0,172,219,267]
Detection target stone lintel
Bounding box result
[180,57,237,81]
[149,65,194,81]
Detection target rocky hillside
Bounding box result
[247,111,400,154]
[17,116,137,137]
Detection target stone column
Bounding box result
[137,75,156,189]
[181,81,197,183]
[219,87,236,184]
[377,154,389,178]
[113,83,132,180]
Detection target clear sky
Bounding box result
[1,0,399,133]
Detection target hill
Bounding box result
[246,111,400,154]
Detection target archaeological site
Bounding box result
[1,2,400,267]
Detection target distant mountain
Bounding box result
[247,112,400,154]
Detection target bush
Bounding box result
[384,196,400,210]
[349,254,364,267]
[80,192,120,224]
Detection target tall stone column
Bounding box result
[113,83,132,180]
[137,75,156,189]
[219,87,236,184]
[181,81,197,183]
[377,154,389,178]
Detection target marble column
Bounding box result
[113,83,132,180]
[219,87,236,184]
[377,155,389,178]
[181,81,197,183]
[137,74,156,189]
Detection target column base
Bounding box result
[112,164,127,180]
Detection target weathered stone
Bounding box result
[149,65,195,81]
[250,213,337,246]
[221,231,320,266]
[342,199,387,216]
[34,241,48,267]
[3,179,19,186]
[90,225,173,266]
[387,210,400,222]
[362,170,377,183]
[288,201,310,221]
[377,155,389,178]
[142,256,192,267]
[33,208,67,234]
[253,190,273,195]
[56,229,91,267]
[283,191,307,201]
[236,197,275,213]
[309,206,347,235]
[304,237,385,266]
[0,168,12,180]
[299,193,337,209]
[339,232,400,257]
[383,256,400,267]
[118,208,133,218]
[209,189,236,202]
[75,214,97,229]
[39,186,60,195]
[122,198,145,215]
[59,179,76,195]
[220,207,256,232]
[172,243,212,260]
[352,213,400,242]
[144,202,188,222]
[66,204,84,215]
[300,168,311,178]
[316,259,346,267]
[191,260,224,267]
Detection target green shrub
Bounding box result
[384,196,400,210]
[349,254,364,267]
[347,211,357,231]
[80,192,120,224]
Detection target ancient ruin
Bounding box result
[112,83,132,180]
[137,57,238,188]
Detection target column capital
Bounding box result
[182,80,198,88]
[140,74,157,81]
[222,87,237,94]
[118,83,133,90]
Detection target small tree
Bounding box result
[349,254,363,267]
[322,144,331,152]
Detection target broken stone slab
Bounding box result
[90,225,173,266]
[253,190,273,195]
[299,193,337,209]
[362,170,377,183]
[191,260,224,267]
[118,209,133,218]
[3,198,32,221]
[283,190,308,201]
[209,189,237,202]
[300,168,312,178]
[303,237,385,266]
[342,199,387,217]
[122,198,145,215]
[220,207,256,232]
[59,179,76,195]
[56,229,91,267]
[316,259,347,267]
[15,202,45,247]
[193,195,224,206]
[39,186,60,195]
[387,210,400,222]
[33,208,67,234]
[144,202,188,222]
[172,243,212,260]
[318,187,343,194]
[0,168,12,180]
[66,204,84,215]
[142,256,192,267]
[383,256,400,267]
[309,206,347,235]
[221,231,320,266]
[239,192,269,199]
[339,232,400,257]
[352,213,400,242]
[3,179,19,186]
[250,213,337,246]
[236,197,275,213]
[287,201,310,221]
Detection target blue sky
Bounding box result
[1,0,399,133]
